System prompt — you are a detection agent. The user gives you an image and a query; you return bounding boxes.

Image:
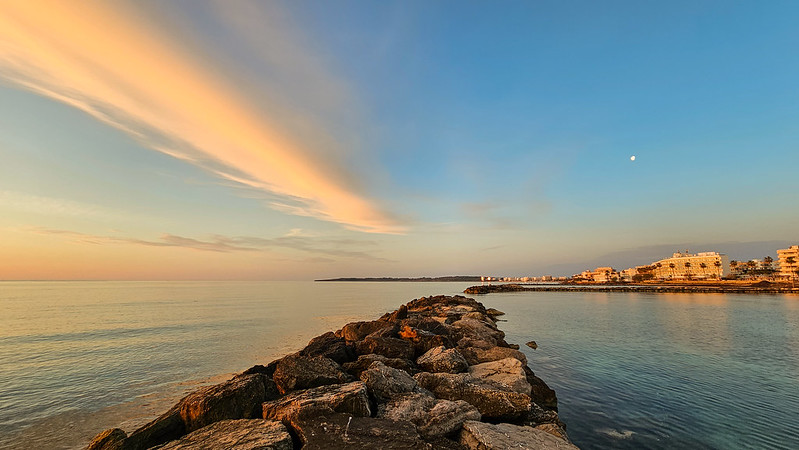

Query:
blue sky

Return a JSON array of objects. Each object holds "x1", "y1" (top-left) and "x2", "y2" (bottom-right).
[{"x1": 0, "y1": 0, "x2": 797, "y2": 279}]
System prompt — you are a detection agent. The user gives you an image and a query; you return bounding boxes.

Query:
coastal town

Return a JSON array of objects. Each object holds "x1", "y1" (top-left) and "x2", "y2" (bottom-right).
[{"x1": 482, "y1": 244, "x2": 799, "y2": 284}]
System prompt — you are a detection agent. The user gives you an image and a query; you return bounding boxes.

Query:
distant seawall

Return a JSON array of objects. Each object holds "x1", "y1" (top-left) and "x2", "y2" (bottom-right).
[
  {"x1": 465, "y1": 283, "x2": 799, "y2": 295},
  {"x1": 88, "y1": 295, "x2": 576, "y2": 449}
]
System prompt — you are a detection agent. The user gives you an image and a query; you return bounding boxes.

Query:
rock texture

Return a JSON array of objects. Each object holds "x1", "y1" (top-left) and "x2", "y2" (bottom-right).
[
  {"x1": 459, "y1": 420, "x2": 579, "y2": 449},
  {"x1": 87, "y1": 294, "x2": 572, "y2": 449},
  {"x1": 155, "y1": 419, "x2": 292, "y2": 450}
]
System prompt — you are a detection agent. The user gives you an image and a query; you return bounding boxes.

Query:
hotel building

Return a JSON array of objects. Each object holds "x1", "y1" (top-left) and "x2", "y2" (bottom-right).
[
  {"x1": 777, "y1": 245, "x2": 799, "y2": 279},
  {"x1": 651, "y1": 252, "x2": 729, "y2": 280}
]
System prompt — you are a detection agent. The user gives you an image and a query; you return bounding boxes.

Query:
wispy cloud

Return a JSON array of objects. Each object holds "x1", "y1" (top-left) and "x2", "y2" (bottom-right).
[
  {"x1": 0, "y1": 1, "x2": 403, "y2": 234},
  {"x1": 27, "y1": 227, "x2": 388, "y2": 261},
  {"x1": 0, "y1": 190, "x2": 127, "y2": 220}
]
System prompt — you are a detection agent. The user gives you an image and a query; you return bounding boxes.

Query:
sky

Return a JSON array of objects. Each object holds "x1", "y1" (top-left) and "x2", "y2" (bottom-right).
[{"x1": 1, "y1": 0, "x2": 798, "y2": 280}]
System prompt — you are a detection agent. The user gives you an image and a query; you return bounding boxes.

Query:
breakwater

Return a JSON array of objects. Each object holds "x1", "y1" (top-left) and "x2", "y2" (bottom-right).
[
  {"x1": 87, "y1": 295, "x2": 576, "y2": 449},
  {"x1": 464, "y1": 283, "x2": 799, "y2": 295}
]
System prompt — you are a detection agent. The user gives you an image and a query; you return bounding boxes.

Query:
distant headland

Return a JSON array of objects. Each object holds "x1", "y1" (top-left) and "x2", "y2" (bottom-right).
[{"x1": 316, "y1": 276, "x2": 482, "y2": 282}]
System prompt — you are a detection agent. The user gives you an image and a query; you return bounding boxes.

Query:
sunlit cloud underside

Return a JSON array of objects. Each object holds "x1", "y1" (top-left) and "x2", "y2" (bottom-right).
[{"x1": 0, "y1": 1, "x2": 403, "y2": 234}]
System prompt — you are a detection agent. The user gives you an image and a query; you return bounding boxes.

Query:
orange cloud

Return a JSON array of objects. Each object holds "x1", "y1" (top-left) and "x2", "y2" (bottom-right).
[{"x1": 0, "y1": 1, "x2": 403, "y2": 233}]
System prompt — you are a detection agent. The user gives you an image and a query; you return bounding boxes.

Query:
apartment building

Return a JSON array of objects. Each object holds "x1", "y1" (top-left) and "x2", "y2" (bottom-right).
[
  {"x1": 777, "y1": 245, "x2": 799, "y2": 279},
  {"x1": 651, "y1": 252, "x2": 729, "y2": 280}
]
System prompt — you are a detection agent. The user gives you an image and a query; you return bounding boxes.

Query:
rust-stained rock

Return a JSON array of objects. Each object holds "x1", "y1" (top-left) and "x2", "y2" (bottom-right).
[
  {"x1": 416, "y1": 346, "x2": 468, "y2": 374},
  {"x1": 459, "y1": 420, "x2": 578, "y2": 449},
  {"x1": 272, "y1": 354, "x2": 352, "y2": 395},
  {"x1": 155, "y1": 419, "x2": 292, "y2": 450}
]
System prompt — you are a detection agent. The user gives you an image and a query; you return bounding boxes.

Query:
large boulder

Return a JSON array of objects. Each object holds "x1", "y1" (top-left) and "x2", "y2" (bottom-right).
[
  {"x1": 458, "y1": 346, "x2": 527, "y2": 366},
  {"x1": 414, "y1": 372, "x2": 530, "y2": 420},
  {"x1": 178, "y1": 373, "x2": 277, "y2": 433},
  {"x1": 354, "y1": 336, "x2": 415, "y2": 360},
  {"x1": 155, "y1": 419, "x2": 292, "y2": 450},
  {"x1": 86, "y1": 428, "x2": 126, "y2": 450},
  {"x1": 359, "y1": 361, "x2": 417, "y2": 401},
  {"x1": 450, "y1": 318, "x2": 505, "y2": 346},
  {"x1": 299, "y1": 331, "x2": 355, "y2": 364},
  {"x1": 416, "y1": 346, "x2": 468, "y2": 374},
  {"x1": 123, "y1": 405, "x2": 185, "y2": 449},
  {"x1": 293, "y1": 413, "x2": 431, "y2": 449},
  {"x1": 343, "y1": 353, "x2": 417, "y2": 378},
  {"x1": 262, "y1": 381, "x2": 371, "y2": 423},
  {"x1": 272, "y1": 354, "x2": 352, "y2": 394},
  {"x1": 337, "y1": 320, "x2": 394, "y2": 342},
  {"x1": 459, "y1": 420, "x2": 578, "y2": 449},
  {"x1": 377, "y1": 392, "x2": 437, "y2": 423},
  {"x1": 418, "y1": 400, "x2": 481, "y2": 439},
  {"x1": 398, "y1": 325, "x2": 453, "y2": 357},
  {"x1": 468, "y1": 358, "x2": 531, "y2": 395},
  {"x1": 401, "y1": 317, "x2": 454, "y2": 336},
  {"x1": 524, "y1": 366, "x2": 558, "y2": 410}
]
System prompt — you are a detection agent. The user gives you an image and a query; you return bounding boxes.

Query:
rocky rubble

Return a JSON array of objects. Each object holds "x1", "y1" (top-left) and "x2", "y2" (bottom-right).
[{"x1": 88, "y1": 295, "x2": 576, "y2": 449}]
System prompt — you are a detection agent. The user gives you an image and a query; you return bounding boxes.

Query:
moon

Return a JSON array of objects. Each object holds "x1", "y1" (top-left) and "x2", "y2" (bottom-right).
[{"x1": 630, "y1": 155, "x2": 636, "y2": 161}]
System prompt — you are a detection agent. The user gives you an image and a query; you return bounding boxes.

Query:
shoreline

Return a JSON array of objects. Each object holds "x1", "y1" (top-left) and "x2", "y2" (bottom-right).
[
  {"x1": 88, "y1": 295, "x2": 575, "y2": 449},
  {"x1": 464, "y1": 282, "x2": 799, "y2": 295}
]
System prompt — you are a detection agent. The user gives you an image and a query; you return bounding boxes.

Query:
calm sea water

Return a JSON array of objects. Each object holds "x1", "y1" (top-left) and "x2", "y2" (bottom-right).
[{"x1": 0, "y1": 282, "x2": 797, "y2": 449}]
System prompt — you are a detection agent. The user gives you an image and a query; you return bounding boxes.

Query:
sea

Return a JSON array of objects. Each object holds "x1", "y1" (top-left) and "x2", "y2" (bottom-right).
[{"x1": 0, "y1": 281, "x2": 797, "y2": 449}]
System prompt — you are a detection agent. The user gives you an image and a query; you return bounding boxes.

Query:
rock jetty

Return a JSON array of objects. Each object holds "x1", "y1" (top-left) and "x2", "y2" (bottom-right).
[{"x1": 87, "y1": 295, "x2": 576, "y2": 450}]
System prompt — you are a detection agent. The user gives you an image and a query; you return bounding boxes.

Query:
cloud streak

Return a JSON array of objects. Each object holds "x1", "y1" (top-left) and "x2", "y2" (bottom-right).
[
  {"x1": 27, "y1": 227, "x2": 389, "y2": 261},
  {"x1": 0, "y1": 1, "x2": 403, "y2": 233}
]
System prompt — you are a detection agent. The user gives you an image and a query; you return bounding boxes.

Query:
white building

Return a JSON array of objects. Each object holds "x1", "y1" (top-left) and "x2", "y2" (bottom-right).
[
  {"x1": 651, "y1": 252, "x2": 729, "y2": 280},
  {"x1": 777, "y1": 245, "x2": 799, "y2": 280}
]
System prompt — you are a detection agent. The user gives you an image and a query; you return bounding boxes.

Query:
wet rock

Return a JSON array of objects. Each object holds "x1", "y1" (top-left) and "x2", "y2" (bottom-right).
[
  {"x1": 459, "y1": 420, "x2": 578, "y2": 449},
  {"x1": 87, "y1": 428, "x2": 126, "y2": 450},
  {"x1": 272, "y1": 354, "x2": 352, "y2": 395},
  {"x1": 414, "y1": 372, "x2": 530, "y2": 420},
  {"x1": 485, "y1": 308, "x2": 505, "y2": 317},
  {"x1": 342, "y1": 354, "x2": 417, "y2": 377},
  {"x1": 524, "y1": 366, "x2": 558, "y2": 410},
  {"x1": 360, "y1": 361, "x2": 417, "y2": 401},
  {"x1": 468, "y1": 358, "x2": 531, "y2": 395},
  {"x1": 300, "y1": 331, "x2": 355, "y2": 364},
  {"x1": 155, "y1": 419, "x2": 292, "y2": 450},
  {"x1": 337, "y1": 320, "x2": 393, "y2": 342},
  {"x1": 293, "y1": 413, "x2": 430, "y2": 449},
  {"x1": 178, "y1": 373, "x2": 277, "y2": 433},
  {"x1": 124, "y1": 406, "x2": 185, "y2": 449},
  {"x1": 526, "y1": 341, "x2": 538, "y2": 350},
  {"x1": 459, "y1": 346, "x2": 527, "y2": 366},
  {"x1": 354, "y1": 336, "x2": 415, "y2": 360},
  {"x1": 416, "y1": 346, "x2": 468, "y2": 374},
  {"x1": 262, "y1": 381, "x2": 371, "y2": 423}
]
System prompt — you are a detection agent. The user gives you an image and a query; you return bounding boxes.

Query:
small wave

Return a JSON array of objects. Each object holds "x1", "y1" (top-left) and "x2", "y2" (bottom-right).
[{"x1": 597, "y1": 428, "x2": 635, "y2": 439}]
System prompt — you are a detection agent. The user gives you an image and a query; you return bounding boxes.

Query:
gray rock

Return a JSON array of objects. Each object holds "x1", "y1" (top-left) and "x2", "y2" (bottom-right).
[
  {"x1": 337, "y1": 320, "x2": 394, "y2": 342},
  {"x1": 272, "y1": 354, "x2": 352, "y2": 395},
  {"x1": 354, "y1": 336, "x2": 415, "y2": 360},
  {"x1": 450, "y1": 318, "x2": 505, "y2": 346},
  {"x1": 294, "y1": 413, "x2": 431, "y2": 449},
  {"x1": 416, "y1": 346, "x2": 468, "y2": 374},
  {"x1": 154, "y1": 419, "x2": 292, "y2": 450},
  {"x1": 299, "y1": 331, "x2": 355, "y2": 364},
  {"x1": 378, "y1": 392, "x2": 437, "y2": 424},
  {"x1": 414, "y1": 372, "x2": 530, "y2": 420},
  {"x1": 417, "y1": 400, "x2": 480, "y2": 439},
  {"x1": 87, "y1": 428, "x2": 126, "y2": 450},
  {"x1": 360, "y1": 361, "x2": 417, "y2": 401},
  {"x1": 342, "y1": 353, "x2": 417, "y2": 377},
  {"x1": 262, "y1": 381, "x2": 371, "y2": 423},
  {"x1": 459, "y1": 421, "x2": 579, "y2": 449},
  {"x1": 459, "y1": 346, "x2": 527, "y2": 366},
  {"x1": 468, "y1": 358, "x2": 531, "y2": 395},
  {"x1": 485, "y1": 308, "x2": 505, "y2": 317},
  {"x1": 178, "y1": 373, "x2": 276, "y2": 433}
]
